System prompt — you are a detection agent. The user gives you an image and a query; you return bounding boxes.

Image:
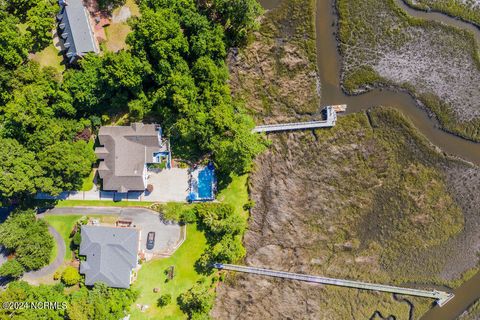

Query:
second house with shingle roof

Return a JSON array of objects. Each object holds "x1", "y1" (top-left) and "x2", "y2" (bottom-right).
[
  {"x1": 95, "y1": 123, "x2": 171, "y2": 193},
  {"x1": 80, "y1": 225, "x2": 140, "y2": 288}
]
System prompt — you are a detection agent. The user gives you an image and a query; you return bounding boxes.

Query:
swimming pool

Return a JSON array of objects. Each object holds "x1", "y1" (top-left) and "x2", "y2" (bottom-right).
[
  {"x1": 197, "y1": 167, "x2": 214, "y2": 199},
  {"x1": 189, "y1": 165, "x2": 216, "y2": 201}
]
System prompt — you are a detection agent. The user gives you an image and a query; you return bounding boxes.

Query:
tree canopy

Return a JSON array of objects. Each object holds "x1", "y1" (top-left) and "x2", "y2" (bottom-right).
[
  {"x1": 0, "y1": 61, "x2": 95, "y2": 199},
  {"x1": 0, "y1": 138, "x2": 40, "y2": 198},
  {"x1": 0, "y1": 13, "x2": 30, "y2": 68},
  {"x1": 0, "y1": 0, "x2": 264, "y2": 203},
  {"x1": 199, "y1": 0, "x2": 263, "y2": 46},
  {"x1": 178, "y1": 280, "x2": 216, "y2": 319},
  {"x1": 125, "y1": 0, "x2": 266, "y2": 172},
  {"x1": 0, "y1": 210, "x2": 54, "y2": 274},
  {"x1": 0, "y1": 281, "x2": 138, "y2": 320}
]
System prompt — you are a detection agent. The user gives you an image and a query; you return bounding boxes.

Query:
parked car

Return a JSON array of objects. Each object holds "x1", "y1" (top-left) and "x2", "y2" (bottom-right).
[{"x1": 146, "y1": 232, "x2": 155, "y2": 250}]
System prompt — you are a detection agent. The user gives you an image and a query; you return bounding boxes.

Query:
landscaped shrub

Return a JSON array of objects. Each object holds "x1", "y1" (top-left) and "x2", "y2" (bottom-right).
[
  {"x1": 72, "y1": 231, "x2": 81, "y2": 247},
  {"x1": 61, "y1": 266, "x2": 81, "y2": 286},
  {"x1": 157, "y1": 293, "x2": 172, "y2": 307},
  {"x1": 53, "y1": 270, "x2": 61, "y2": 280}
]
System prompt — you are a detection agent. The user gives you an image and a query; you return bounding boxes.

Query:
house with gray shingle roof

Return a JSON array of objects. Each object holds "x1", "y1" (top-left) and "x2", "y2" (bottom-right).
[
  {"x1": 80, "y1": 225, "x2": 140, "y2": 288},
  {"x1": 57, "y1": 0, "x2": 99, "y2": 63},
  {"x1": 95, "y1": 123, "x2": 170, "y2": 193}
]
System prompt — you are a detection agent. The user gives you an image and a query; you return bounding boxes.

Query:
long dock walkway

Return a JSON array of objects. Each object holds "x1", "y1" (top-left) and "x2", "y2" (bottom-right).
[
  {"x1": 253, "y1": 119, "x2": 335, "y2": 133},
  {"x1": 214, "y1": 263, "x2": 454, "y2": 307},
  {"x1": 253, "y1": 105, "x2": 339, "y2": 133}
]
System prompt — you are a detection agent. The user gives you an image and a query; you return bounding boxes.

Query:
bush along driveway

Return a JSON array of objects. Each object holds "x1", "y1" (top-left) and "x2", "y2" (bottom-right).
[{"x1": 23, "y1": 226, "x2": 66, "y2": 281}]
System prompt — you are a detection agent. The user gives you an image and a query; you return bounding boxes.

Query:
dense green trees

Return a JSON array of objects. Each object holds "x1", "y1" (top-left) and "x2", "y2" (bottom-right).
[
  {"x1": 4, "y1": 0, "x2": 57, "y2": 53},
  {"x1": 0, "y1": 139, "x2": 39, "y2": 198},
  {"x1": 26, "y1": 1, "x2": 58, "y2": 52},
  {"x1": 0, "y1": 260, "x2": 25, "y2": 279},
  {"x1": 0, "y1": 281, "x2": 67, "y2": 319},
  {"x1": 0, "y1": 2, "x2": 98, "y2": 201},
  {"x1": 37, "y1": 141, "x2": 96, "y2": 195},
  {"x1": 6, "y1": 0, "x2": 40, "y2": 19},
  {"x1": 0, "y1": 281, "x2": 137, "y2": 320},
  {"x1": 194, "y1": 203, "x2": 247, "y2": 273},
  {"x1": 67, "y1": 283, "x2": 138, "y2": 320},
  {"x1": 196, "y1": 203, "x2": 245, "y2": 238},
  {"x1": 0, "y1": 13, "x2": 30, "y2": 68},
  {"x1": 199, "y1": 0, "x2": 263, "y2": 45},
  {"x1": 62, "y1": 52, "x2": 151, "y2": 117},
  {"x1": 0, "y1": 62, "x2": 95, "y2": 198},
  {"x1": 178, "y1": 280, "x2": 216, "y2": 319},
  {"x1": 0, "y1": 210, "x2": 54, "y2": 275},
  {"x1": 126, "y1": 0, "x2": 266, "y2": 173}
]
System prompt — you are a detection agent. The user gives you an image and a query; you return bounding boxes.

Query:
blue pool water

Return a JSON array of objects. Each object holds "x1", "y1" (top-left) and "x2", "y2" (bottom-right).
[
  {"x1": 197, "y1": 167, "x2": 214, "y2": 199},
  {"x1": 189, "y1": 165, "x2": 216, "y2": 201}
]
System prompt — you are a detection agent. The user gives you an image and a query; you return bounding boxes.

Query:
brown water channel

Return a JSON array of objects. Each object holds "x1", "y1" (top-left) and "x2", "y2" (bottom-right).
[{"x1": 259, "y1": 0, "x2": 480, "y2": 318}]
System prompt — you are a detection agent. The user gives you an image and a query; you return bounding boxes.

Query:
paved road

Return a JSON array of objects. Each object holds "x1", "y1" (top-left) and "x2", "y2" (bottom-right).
[
  {"x1": 43, "y1": 206, "x2": 124, "y2": 216},
  {"x1": 23, "y1": 226, "x2": 66, "y2": 280}
]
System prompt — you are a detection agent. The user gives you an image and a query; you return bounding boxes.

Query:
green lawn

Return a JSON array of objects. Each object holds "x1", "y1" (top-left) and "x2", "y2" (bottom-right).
[
  {"x1": 80, "y1": 170, "x2": 95, "y2": 191},
  {"x1": 44, "y1": 214, "x2": 120, "y2": 262},
  {"x1": 130, "y1": 224, "x2": 210, "y2": 320},
  {"x1": 30, "y1": 44, "x2": 65, "y2": 74},
  {"x1": 44, "y1": 215, "x2": 83, "y2": 261},
  {"x1": 49, "y1": 235, "x2": 58, "y2": 264},
  {"x1": 126, "y1": 0, "x2": 140, "y2": 16},
  {"x1": 55, "y1": 200, "x2": 155, "y2": 208},
  {"x1": 217, "y1": 174, "x2": 250, "y2": 219},
  {"x1": 105, "y1": 0, "x2": 140, "y2": 52}
]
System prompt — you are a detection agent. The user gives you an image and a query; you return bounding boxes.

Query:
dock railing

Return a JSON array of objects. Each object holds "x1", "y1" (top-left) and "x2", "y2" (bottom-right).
[{"x1": 214, "y1": 263, "x2": 454, "y2": 307}]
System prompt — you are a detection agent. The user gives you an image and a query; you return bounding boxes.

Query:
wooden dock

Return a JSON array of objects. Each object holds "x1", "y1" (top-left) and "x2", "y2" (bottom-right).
[
  {"x1": 214, "y1": 263, "x2": 454, "y2": 307},
  {"x1": 252, "y1": 105, "x2": 345, "y2": 133}
]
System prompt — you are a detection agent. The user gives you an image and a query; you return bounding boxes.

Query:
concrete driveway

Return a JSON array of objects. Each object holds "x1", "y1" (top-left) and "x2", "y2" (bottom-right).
[
  {"x1": 119, "y1": 209, "x2": 182, "y2": 255},
  {"x1": 144, "y1": 168, "x2": 190, "y2": 202}
]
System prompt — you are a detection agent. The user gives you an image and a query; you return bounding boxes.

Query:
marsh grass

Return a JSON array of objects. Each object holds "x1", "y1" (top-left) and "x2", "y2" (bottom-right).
[
  {"x1": 405, "y1": 0, "x2": 480, "y2": 26},
  {"x1": 337, "y1": 0, "x2": 480, "y2": 141},
  {"x1": 229, "y1": 0, "x2": 320, "y2": 120},
  {"x1": 218, "y1": 108, "x2": 475, "y2": 319}
]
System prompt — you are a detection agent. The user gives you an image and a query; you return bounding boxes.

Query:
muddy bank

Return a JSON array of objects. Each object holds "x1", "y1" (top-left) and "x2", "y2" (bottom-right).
[
  {"x1": 314, "y1": 0, "x2": 480, "y2": 166},
  {"x1": 459, "y1": 300, "x2": 480, "y2": 319},
  {"x1": 404, "y1": 0, "x2": 480, "y2": 27},
  {"x1": 337, "y1": 0, "x2": 480, "y2": 141},
  {"x1": 212, "y1": 108, "x2": 480, "y2": 319}
]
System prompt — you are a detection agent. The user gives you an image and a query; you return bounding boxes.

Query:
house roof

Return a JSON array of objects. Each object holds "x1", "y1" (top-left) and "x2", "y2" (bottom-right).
[
  {"x1": 58, "y1": 0, "x2": 99, "y2": 62},
  {"x1": 80, "y1": 225, "x2": 139, "y2": 288},
  {"x1": 96, "y1": 123, "x2": 162, "y2": 192}
]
